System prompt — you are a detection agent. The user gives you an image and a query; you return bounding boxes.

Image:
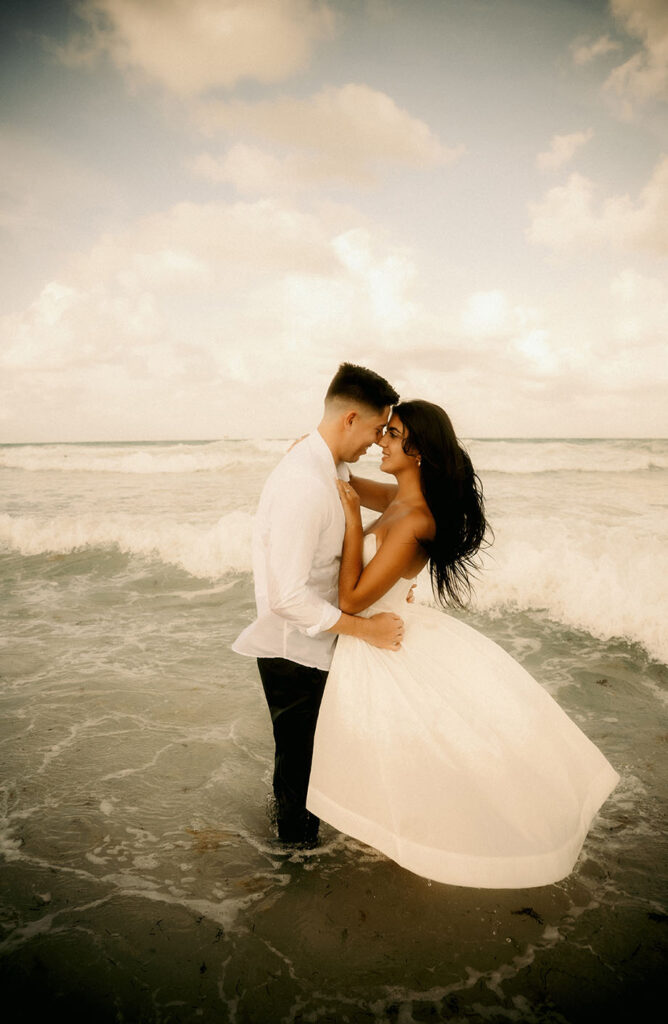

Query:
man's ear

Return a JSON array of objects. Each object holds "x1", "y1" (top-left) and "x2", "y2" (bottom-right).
[{"x1": 343, "y1": 410, "x2": 358, "y2": 429}]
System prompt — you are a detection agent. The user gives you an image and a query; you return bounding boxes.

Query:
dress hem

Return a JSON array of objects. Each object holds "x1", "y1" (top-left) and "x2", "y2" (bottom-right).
[{"x1": 307, "y1": 762, "x2": 619, "y2": 889}]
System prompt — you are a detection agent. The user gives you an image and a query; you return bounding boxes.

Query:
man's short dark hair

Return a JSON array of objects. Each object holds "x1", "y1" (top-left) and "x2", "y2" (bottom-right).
[{"x1": 325, "y1": 362, "x2": 399, "y2": 412}]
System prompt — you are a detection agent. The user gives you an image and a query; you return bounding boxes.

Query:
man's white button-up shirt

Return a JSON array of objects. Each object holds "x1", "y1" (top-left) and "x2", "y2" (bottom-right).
[{"x1": 232, "y1": 430, "x2": 350, "y2": 671}]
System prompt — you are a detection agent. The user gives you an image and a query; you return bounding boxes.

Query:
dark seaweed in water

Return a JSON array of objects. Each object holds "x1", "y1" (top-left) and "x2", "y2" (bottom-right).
[{"x1": 512, "y1": 906, "x2": 545, "y2": 924}]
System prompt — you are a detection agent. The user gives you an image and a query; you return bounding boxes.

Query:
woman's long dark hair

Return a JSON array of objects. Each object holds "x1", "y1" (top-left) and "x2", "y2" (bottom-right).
[{"x1": 394, "y1": 400, "x2": 490, "y2": 608}]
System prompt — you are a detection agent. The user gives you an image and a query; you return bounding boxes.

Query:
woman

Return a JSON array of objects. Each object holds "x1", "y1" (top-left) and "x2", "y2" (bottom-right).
[{"x1": 306, "y1": 400, "x2": 619, "y2": 888}]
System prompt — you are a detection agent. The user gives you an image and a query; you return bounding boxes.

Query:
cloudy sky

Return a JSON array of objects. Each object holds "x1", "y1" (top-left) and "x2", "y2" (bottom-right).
[{"x1": 1, "y1": 0, "x2": 666, "y2": 441}]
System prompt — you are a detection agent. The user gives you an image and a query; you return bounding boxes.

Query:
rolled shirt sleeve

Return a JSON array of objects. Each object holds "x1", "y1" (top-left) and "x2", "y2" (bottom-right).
[{"x1": 261, "y1": 473, "x2": 341, "y2": 637}]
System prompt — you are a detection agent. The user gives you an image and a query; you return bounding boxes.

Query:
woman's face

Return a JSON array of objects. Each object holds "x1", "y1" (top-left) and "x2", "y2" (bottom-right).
[{"x1": 378, "y1": 414, "x2": 418, "y2": 475}]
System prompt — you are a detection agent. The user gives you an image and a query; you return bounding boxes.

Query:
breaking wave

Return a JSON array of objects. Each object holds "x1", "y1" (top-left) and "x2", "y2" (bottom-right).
[{"x1": 1, "y1": 507, "x2": 665, "y2": 664}]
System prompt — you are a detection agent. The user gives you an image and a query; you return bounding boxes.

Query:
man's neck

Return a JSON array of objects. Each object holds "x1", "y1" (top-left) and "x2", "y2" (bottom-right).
[{"x1": 316, "y1": 421, "x2": 342, "y2": 465}]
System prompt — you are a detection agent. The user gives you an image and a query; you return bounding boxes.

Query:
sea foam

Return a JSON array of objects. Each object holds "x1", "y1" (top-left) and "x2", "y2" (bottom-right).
[
  {"x1": 0, "y1": 440, "x2": 282, "y2": 475},
  {"x1": 2, "y1": 438, "x2": 667, "y2": 475},
  {"x1": 465, "y1": 439, "x2": 668, "y2": 475},
  {"x1": 0, "y1": 511, "x2": 252, "y2": 577},
  {"x1": 471, "y1": 515, "x2": 667, "y2": 665},
  {"x1": 1, "y1": 507, "x2": 666, "y2": 663}
]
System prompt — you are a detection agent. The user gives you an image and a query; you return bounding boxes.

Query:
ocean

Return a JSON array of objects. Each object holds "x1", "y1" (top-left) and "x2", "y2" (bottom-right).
[{"x1": 1, "y1": 437, "x2": 666, "y2": 1022}]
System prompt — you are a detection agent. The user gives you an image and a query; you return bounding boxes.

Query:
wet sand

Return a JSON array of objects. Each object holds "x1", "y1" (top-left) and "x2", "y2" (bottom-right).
[{"x1": 1, "y1": 826, "x2": 665, "y2": 1023}]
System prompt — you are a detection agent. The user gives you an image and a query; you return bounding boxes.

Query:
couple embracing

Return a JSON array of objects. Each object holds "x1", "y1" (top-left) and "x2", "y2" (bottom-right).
[{"x1": 233, "y1": 363, "x2": 618, "y2": 889}]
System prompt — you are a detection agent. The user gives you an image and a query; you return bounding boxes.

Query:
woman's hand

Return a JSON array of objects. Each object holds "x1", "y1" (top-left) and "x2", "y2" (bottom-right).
[{"x1": 336, "y1": 477, "x2": 362, "y2": 525}]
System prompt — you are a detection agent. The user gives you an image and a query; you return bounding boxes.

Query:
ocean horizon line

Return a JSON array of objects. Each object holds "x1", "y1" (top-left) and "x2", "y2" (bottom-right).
[{"x1": 2, "y1": 435, "x2": 667, "y2": 447}]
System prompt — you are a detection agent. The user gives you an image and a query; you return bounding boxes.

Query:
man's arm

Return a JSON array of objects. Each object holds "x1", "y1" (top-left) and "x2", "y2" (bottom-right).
[
  {"x1": 326, "y1": 609, "x2": 403, "y2": 651},
  {"x1": 263, "y1": 475, "x2": 341, "y2": 637},
  {"x1": 263, "y1": 474, "x2": 403, "y2": 649}
]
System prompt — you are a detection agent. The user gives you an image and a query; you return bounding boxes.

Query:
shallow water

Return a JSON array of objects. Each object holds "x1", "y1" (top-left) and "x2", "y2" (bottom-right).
[{"x1": 1, "y1": 439, "x2": 667, "y2": 1021}]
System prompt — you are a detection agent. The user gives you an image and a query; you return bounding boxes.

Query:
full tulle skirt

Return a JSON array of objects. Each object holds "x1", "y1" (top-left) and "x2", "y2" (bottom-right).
[{"x1": 307, "y1": 603, "x2": 619, "y2": 889}]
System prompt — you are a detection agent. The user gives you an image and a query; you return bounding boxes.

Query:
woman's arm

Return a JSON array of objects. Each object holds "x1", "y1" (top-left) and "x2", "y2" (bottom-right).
[
  {"x1": 336, "y1": 480, "x2": 366, "y2": 611},
  {"x1": 336, "y1": 481, "x2": 427, "y2": 615},
  {"x1": 348, "y1": 473, "x2": 398, "y2": 512}
]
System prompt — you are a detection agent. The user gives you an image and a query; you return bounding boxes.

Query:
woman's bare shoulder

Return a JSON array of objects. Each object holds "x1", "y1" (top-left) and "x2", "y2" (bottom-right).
[
  {"x1": 382, "y1": 504, "x2": 435, "y2": 545},
  {"x1": 407, "y1": 505, "x2": 436, "y2": 543}
]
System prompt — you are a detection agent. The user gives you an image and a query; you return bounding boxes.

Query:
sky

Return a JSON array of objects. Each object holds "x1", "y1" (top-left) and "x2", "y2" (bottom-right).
[{"x1": 1, "y1": 0, "x2": 667, "y2": 441}]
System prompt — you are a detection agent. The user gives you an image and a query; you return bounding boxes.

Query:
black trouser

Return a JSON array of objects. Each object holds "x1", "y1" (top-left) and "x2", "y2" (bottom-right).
[{"x1": 257, "y1": 657, "x2": 328, "y2": 845}]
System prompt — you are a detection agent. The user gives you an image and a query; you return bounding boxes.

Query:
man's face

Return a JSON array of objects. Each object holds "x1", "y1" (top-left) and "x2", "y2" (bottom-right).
[{"x1": 342, "y1": 406, "x2": 391, "y2": 462}]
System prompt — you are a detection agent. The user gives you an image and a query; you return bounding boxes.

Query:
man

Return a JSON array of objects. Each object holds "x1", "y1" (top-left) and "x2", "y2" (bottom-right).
[{"x1": 232, "y1": 363, "x2": 403, "y2": 846}]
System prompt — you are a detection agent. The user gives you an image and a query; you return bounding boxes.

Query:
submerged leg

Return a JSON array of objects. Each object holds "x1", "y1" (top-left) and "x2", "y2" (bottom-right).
[{"x1": 257, "y1": 657, "x2": 327, "y2": 846}]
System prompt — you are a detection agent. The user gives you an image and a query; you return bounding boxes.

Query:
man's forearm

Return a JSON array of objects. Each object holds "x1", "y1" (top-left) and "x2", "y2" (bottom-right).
[
  {"x1": 325, "y1": 611, "x2": 373, "y2": 640},
  {"x1": 326, "y1": 609, "x2": 404, "y2": 651}
]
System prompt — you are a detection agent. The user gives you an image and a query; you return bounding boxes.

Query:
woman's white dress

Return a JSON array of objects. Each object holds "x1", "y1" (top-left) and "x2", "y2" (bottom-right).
[{"x1": 307, "y1": 534, "x2": 619, "y2": 889}]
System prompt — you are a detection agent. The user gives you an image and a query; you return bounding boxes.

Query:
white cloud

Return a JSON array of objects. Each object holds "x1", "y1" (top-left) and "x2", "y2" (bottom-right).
[
  {"x1": 609, "y1": 267, "x2": 668, "y2": 346},
  {"x1": 89, "y1": 198, "x2": 337, "y2": 279},
  {"x1": 460, "y1": 290, "x2": 546, "y2": 344},
  {"x1": 195, "y1": 84, "x2": 464, "y2": 186},
  {"x1": 3, "y1": 221, "x2": 666, "y2": 439},
  {"x1": 571, "y1": 34, "x2": 622, "y2": 66},
  {"x1": 3, "y1": 283, "x2": 83, "y2": 371},
  {"x1": 188, "y1": 142, "x2": 365, "y2": 194},
  {"x1": 439, "y1": 272, "x2": 668, "y2": 434},
  {"x1": 536, "y1": 130, "x2": 593, "y2": 172},
  {"x1": 605, "y1": 0, "x2": 668, "y2": 114},
  {"x1": 527, "y1": 154, "x2": 668, "y2": 254},
  {"x1": 460, "y1": 290, "x2": 513, "y2": 340},
  {"x1": 332, "y1": 229, "x2": 417, "y2": 331},
  {"x1": 188, "y1": 145, "x2": 294, "y2": 193},
  {"x1": 511, "y1": 329, "x2": 560, "y2": 376},
  {"x1": 190, "y1": 137, "x2": 458, "y2": 195},
  {"x1": 1, "y1": 196, "x2": 345, "y2": 374},
  {"x1": 0, "y1": 197, "x2": 425, "y2": 438},
  {"x1": 50, "y1": 0, "x2": 335, "y2": 95},
  {"x1": 458, "y1": 291, "x2": 566, "y2": 377}
]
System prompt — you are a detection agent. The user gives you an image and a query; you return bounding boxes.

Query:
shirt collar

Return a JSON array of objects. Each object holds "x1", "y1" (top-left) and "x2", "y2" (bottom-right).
[{"x1": 308, "y1": 429, "x2": 350, "y2": 480}]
